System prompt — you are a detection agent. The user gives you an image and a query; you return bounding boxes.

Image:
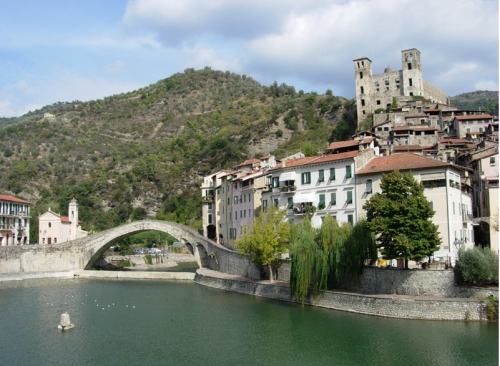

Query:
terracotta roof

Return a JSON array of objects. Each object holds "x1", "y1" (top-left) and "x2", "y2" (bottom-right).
[
  {"x1": 61, "y1": 216, "x2": 70, "y2": 223},
  {"x1": 440, "y1": 138, "x2": 469, "y2": 143},
  {"x1": 235, "y1": 158, "x2": 260, "y2": 167},
  {"x1": 357, "y1": 153, "x2": 450, "y2": 175},
  {"x1": 413, "y1": 126, "x2": 437, "y2": 131},
  {"x1": 392, "y1": 145, "x2": 425, "y2": 151},
  {"x1": 454, "y1": 114, "x2": 493, "y2": 121},
  {"x1": 273, "y1": 151, "x2": 360, "y2": 170},
  {"x1": 0, "y1": 195, "x2": 31, "y2": 204},
  {"x1": 326, "y1": 140, "x2": 359, "y2": 150}
]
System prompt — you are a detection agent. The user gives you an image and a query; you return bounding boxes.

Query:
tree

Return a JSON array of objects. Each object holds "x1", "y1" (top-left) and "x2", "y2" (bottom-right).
[
  {"x1": 235, "y1": 207, "x2": 290, "y2": 282},
  {"x1": 328, "y1": 120, "x2": 350, "y2": 142},
  {"x1": 363, "y1": 170, "x2": 441, "y2": 268},
  {"x1": 289, "y1": 215, "x2": 376, "y2": 305}
]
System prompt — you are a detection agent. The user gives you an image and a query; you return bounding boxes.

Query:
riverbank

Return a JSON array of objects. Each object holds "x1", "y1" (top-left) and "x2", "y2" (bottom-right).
[{"x1": 194, "y1": 268, "x2": 493, "y2": 321}]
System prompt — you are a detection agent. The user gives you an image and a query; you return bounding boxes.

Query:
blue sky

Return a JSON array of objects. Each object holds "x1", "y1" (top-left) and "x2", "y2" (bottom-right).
[{"x1": 0, "y1": 0, "x2": 498, "y2": 117}]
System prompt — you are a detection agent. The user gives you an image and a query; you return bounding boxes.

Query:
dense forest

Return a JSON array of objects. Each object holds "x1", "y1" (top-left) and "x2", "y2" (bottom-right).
[{"x1": 0, "y1": 68, "x2": 357, "y2": 241}]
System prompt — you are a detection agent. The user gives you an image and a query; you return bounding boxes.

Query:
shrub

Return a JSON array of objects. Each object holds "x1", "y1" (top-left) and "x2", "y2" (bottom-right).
[{"x1": 455, "y1": 247, "x2": 499, "y2": 286}]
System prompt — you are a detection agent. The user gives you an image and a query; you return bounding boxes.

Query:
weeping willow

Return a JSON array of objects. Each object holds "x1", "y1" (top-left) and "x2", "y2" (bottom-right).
[
  {"x1": 290, "y1": 215, "x2": 376, "y2": 304},
  {"x1": 289, "y1": 218, "x2": 317, "y2": 305}
]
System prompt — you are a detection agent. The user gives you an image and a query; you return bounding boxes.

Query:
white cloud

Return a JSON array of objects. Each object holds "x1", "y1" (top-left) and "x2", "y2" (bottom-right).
[
  {"x1": 186, "y1": 48, "x2": 243, "y2": 73},
  {"x1": 474, "y1": 80, "x2": 499, "y2": 91}
]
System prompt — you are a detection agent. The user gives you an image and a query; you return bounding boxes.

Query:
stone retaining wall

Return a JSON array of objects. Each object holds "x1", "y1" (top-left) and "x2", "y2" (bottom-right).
[
  {"x1": 275, "y1": 261, "x2": 498, "y2": 299},
  {"x1": 194, "y1": 271, "x2": 491, "y2": 321}
]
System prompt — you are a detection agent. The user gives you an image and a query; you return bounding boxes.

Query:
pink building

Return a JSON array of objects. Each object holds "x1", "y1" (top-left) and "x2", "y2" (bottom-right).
[{"x1": 38, "y1": 199, "x2": 87, "y2": 244}]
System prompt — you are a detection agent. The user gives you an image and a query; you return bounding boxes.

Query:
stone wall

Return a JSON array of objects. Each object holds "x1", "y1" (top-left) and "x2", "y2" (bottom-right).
[
  {"x1": 276, "y1": 262, "x2": 498, "y2": 299},
  {"x1": 195, "y1": 270, "x2": 491, "y2": 321}
]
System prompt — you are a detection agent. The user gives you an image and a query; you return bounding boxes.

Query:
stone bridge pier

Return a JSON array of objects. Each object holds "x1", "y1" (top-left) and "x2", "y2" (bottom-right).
[{"x1": 0, "y1": 220, "x2": 261, "y2": 278}]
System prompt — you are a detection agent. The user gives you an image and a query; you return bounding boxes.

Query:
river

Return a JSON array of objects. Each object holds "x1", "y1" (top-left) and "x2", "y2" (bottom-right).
[{"x1": 0, "y1": 277, "x2": 497, "y2": 366}]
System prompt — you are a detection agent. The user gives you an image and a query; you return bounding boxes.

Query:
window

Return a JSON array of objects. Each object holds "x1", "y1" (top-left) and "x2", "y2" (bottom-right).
[
  {"x1": 490, "y1": 156, "x2": 496, "y2": 165},
  {"x1": 359, "y1": 72, "x2": 363, "y2": 79},
  {"x1": 360, "y1": 86, "x2": 364, "y2": 94},
  {"x1": 345, "y1": 165, "x2": 352, "y2": 179},
  {"x1": 272, "y1": 177, "x2": 279, "y2": 188},
  {"x1": 409, "y1": 78, "x2": 413, "y2": 87},
  {"x1": 287, "y1": 197, "x2": 294, "y2": 209},
  {"x1": 347, "y1": 191, "x2": 353, "y2": 204},
  {"x1": 263, "y1": 199, "x2": 268, "y2": 212},
  {"x1": 319, "y1": 194, "x2": 325, "y2": 209},
  {"x1": 301, "y1": 172, "x2": 311, "y2": 184},
  {"x1": 234, "y1": 196, "x2": 238, "y2": 204},
  {"x1": 273, "y1": 199, "x2": 279, "y2": 207},
  {"x1": 235, "y1": 211, "x2": 238, "y2": 220},
  {"x1": 318, "y1": 169, "x2": 324, "y2": 182},
  {"x1": 384, "y1": 127, "x2": 389, "y2": 131},
  {"x1": 347, "y1": 214, "x2": 354, "y2": 225},
  {"x1": 330, "y1": 192, "x2": 336, "y2": 205},
  {"x1": 376, "y1": 100, "x2": 381, "y2": 105},
  {"x1": 329, "y1": 168, "x2": 336, "y2": 181},
  {"x1": 365, "y1": 179, "x2": 372, "y2": 194},
  {"x1": 208, "y1": 214, "x2": 213, "y2": 224},
  {"x1": 361, "y1": 99, "x2": 365, "y2": 107},
  {"x1": 227, "y1": 198, "x2": 230, "y2": 205},
  {"x1": 208, "y1": 203, "x2": 213, "y2": 210},
  {"x1": 407, "y1": 63, "x2": 412, "y2": 70}
]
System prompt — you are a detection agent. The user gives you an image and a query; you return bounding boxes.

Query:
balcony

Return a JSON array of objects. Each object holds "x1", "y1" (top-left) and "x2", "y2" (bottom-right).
[
  {"x1": 279, "y1": 185, "x2": 296, "y2": 194},
  {"x1": 202, "y1": 195, "x2": 214, "y2": 203}
]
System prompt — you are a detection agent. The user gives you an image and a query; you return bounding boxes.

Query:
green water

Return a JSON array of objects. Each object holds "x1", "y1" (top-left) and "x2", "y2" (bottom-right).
[{"x1": 0, "y1": 278, "x2": 497, "y2": 366}]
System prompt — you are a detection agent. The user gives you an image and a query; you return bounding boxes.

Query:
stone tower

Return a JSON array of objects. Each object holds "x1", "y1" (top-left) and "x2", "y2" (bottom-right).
[
  {"x1": 400, "y1": 48, "x2": 424, "y2": 98},
  {"x1": 353, "y1": 56, "x2": 373, "y2": 123},
  {"x1": 68, "y1": 198, "x2": 78, "y2": 241}
]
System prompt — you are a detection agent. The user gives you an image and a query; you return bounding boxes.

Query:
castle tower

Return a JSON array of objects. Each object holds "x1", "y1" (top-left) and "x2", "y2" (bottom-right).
[
  {"x1": 68, "y1": 198, "x2": 78, "y2": 241},
  {"x1": 353, "y1": 57, "x2": 373, "y2": 124},
  {"x1": 401, "y1": 48, "x2": 424, "y2": 98}
]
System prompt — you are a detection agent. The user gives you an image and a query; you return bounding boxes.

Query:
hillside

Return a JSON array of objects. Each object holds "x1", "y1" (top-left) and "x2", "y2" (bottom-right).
[
  {"x1": 449, "y1": 90, "x2": 498, "y2": 115},
  {"x1": 0, "y1": 68, "x2": 356, "y2": 240}
]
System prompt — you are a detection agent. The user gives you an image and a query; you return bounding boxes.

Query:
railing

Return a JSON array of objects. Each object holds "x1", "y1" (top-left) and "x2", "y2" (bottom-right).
[{"x1": 279, "y1": 186, "x2": 296, "y2": 193}]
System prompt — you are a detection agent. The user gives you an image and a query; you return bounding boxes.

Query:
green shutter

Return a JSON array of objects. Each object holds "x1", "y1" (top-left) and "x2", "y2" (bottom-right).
[{"x1": 330, "y1": 168, "x2": 335, "y2": 180}]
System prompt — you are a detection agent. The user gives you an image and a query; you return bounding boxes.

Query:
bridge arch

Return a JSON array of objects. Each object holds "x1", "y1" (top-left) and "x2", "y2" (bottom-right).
[
  {"x1": 0, "y1": 220, "x2": 260, "y2": 278},
  {"x1": 80, "y1": 220, "x2": 214, "y2": 270}
]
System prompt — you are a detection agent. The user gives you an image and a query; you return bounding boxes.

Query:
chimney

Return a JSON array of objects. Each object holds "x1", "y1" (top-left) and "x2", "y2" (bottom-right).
[{"x1": 282, "y1": 160, "x2": 286, "y2": 168}]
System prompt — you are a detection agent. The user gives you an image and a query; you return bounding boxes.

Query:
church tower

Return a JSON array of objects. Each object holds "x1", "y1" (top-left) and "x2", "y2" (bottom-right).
[{"x1": 69, "y1": 198, "x2": 78, "y2": 240}]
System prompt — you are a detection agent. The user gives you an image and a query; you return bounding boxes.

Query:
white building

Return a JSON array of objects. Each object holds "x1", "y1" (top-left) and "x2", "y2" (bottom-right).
[
  {"x1": 356, "y1": 152, "x2": 475, "y2": 265},
  {"x1": 0, "y1": 194, "x2": 31, "y2": 246},
  {"x1": 38, "y1": 199, "x2": 88, "y2": 245},
  {"x1": 266, "y1": 145, "x2": 378, "y2": 228}
]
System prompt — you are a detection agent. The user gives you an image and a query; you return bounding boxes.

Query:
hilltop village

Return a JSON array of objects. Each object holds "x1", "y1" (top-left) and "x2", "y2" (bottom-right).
[{"x1": 201, "y1": 48, "x2": 499, "y2": 267}]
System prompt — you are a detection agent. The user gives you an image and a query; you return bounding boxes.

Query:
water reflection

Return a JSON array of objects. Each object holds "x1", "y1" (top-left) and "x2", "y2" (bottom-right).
[{"x1": 0, "y1": 278, "x2": 497, "y2": 366}]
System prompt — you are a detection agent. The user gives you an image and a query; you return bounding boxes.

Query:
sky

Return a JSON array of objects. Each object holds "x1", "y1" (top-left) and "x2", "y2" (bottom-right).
[{"x1": 0, "y1": 0, "x2": 498, "y2": 118}]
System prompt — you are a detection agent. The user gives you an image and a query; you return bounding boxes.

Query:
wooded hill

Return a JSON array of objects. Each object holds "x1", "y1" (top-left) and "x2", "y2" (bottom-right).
[
  {"x1": 0, "y1": 67, "x2": 497, "y2": 241},
  {"x1": 0, "y1": 68, "x2": 356, "y2": 240}
]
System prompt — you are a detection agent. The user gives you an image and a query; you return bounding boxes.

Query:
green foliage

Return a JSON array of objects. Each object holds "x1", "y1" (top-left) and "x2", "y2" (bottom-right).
[
  {"x1": 289, "y1": 216, "x2": 376, "y2": 305},
  {"x1": 144, "y1": 254, "x2": 153, "y2": 265},
  {"x1": 485, "y1": 296, "x2": 498, "y2": 321},
  {"x1": 455, "y1": 247, "x2": 499, "y2": 286},
  {"x1": 289, "y1": 219, "x2": 317, "y2": 304},
  {"x1": 329, "y1": 120, "x2": 350, "y2": 142},
  {"x1": 236, "y1": 207, "x2": 290, "y2": 282},
  {"x1": 450, "y1": 91, "x2": 498, "y2": 115},
  {"x1": 0, "y1": 67, "x2": 352, "y2": 235},
  {"x1": 363, "y1": 170, "x2": 441, "y2": 265}
]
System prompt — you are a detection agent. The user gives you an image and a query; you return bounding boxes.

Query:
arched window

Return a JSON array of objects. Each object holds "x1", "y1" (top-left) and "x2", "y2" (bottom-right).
[{"x1": 366, "y1": 179, "x2": 373, "y2": 194}]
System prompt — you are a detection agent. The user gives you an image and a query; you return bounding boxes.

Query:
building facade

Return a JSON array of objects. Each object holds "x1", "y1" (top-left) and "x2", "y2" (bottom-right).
[
  {"x1": 38, "y1": 199, "x2": 88, "y2": 245},
  {"x1": 356, "y1": 153, "x2": 475, "y2": 265},
  {"x1": 0, "y1": 195, "x2": 31, "y2": 246}
]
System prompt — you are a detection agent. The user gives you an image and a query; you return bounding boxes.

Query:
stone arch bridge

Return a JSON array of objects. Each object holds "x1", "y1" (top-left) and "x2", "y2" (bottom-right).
[{"x1": 0, "y1": 220, "x2": 259, "y2": 278}]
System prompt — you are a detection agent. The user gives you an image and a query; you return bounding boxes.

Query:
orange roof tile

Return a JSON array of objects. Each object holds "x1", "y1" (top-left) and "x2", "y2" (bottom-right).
[
  {"x1": 326, "y1": 140, "x2": 358, "y2": 150},
  {"x1": 357, "y1": 153, "x2": 449, "y2": 175},
  {"x1": 454, "y1": 114, "x2": 492, "y2": 120},
  {"x1": 0, "y1": 195, "x2": 31, "y2": 204},
  {"x1": 61, "y1": 216, "x2": 70, "y2": 223},
  {"x1": 273, "y1": 151, "x2": 360, "y2": 170}
]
